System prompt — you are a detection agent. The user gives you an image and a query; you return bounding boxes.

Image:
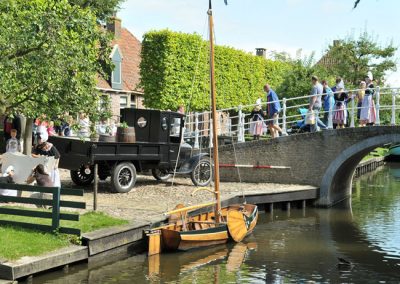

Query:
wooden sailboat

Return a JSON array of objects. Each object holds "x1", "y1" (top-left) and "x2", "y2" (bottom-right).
[{"x1": 146, "y1": 0, "x2": 258, "y2": 255}]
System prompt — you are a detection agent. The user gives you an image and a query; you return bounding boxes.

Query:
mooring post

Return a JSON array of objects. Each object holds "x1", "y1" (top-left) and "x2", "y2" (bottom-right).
[
  {"x1": 375, "y1": 86, "x2": 380, "y2": 125},
  {"x1": 282, "y1": 98, "x2": 287, "y2": 134},
  {"x1": 194, "y1": 112, "x2": 200, "y2": 149},
  {"x1": 286, "y1": 202, "x2": 291, "y2": 217},
  {"x1": 94, "y1": 163, "x2": 98, "y2": 211},
  {"x1": 391, "y1": 89, "x2": 396, "y2": 125},
  {"x1": 269, "y1": 203, "x2": 274, "y2": 214}
]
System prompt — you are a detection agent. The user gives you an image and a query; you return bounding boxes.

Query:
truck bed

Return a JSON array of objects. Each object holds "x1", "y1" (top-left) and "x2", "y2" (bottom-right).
[{"x1": 49, "y1": 136, "x2": 170, "y2": 170}]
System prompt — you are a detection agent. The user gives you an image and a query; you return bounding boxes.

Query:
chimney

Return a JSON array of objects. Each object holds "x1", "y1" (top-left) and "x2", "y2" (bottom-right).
[
  {"x1": 256, "y1": 48, "x2": 267, "y2": 58},
  {"x1": 107, "y1": 17, "x2": 122, "y2": 39}
]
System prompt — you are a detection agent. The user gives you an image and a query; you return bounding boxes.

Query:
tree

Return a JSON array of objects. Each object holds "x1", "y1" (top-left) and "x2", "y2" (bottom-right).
[
  {"x1": 0, "y1": 0, "x2": 120, "y2": 152},
  {"x1": 320, "y1": 32, "x2": 397, "y2": 87}
]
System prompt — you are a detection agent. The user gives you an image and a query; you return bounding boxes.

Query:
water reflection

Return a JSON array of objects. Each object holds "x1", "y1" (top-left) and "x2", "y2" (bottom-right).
[{"x1": 32, "y1": 165, "x2": 400, "y2": 283}]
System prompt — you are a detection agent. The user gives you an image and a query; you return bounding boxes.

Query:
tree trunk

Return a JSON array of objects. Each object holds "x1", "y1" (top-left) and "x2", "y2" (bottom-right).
[{"x1": 24, "y1": 118, "x2": 33, "y2": 155}]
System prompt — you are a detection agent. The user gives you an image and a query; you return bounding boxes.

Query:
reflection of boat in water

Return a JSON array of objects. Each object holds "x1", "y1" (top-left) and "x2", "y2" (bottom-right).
[
  {"x1": 145, "y1": 0, "x2": 258, "y2": 255},
  {"x1": 147, "y1": 242, "x2": 257, "y2": 282},
  {"x1": 384, "y1": 144, "x2": 400, "y2": 162}
]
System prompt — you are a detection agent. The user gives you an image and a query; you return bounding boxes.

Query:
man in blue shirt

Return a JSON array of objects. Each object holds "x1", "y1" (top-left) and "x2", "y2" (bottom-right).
[{"x1": 264, "y1": 84, "x2": 286, "y2": 138}]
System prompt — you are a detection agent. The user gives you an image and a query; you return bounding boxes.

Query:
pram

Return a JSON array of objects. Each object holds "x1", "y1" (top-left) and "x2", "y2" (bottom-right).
[{"x1": 291, "y1": 108, "x2": 327, "y2": 133}]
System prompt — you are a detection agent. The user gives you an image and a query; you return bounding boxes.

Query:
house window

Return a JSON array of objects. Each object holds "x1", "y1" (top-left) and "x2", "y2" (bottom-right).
[
  {"x1": 120, "y1": 95, "x2": 128, "y2": 108},
  {"x1": 110, "y1": 45, "x2": 123, "y2": 90},
  {"x1": 130, "y1": 94, "x2": 136, "y2": 108},
  {"x1": 112, "y1": 61, "x2": 122, "y2": 85}
]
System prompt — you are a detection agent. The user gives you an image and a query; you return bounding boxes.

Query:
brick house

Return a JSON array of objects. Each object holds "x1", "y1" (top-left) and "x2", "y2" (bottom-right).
[{"x1": 96, "y1": 17, "x2": 144, "y2": 122}]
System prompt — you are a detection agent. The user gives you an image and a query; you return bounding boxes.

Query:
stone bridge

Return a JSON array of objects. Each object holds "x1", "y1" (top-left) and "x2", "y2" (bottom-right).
[{"x1": 218, "y1": 126, "x2": 400, "y2": 207}]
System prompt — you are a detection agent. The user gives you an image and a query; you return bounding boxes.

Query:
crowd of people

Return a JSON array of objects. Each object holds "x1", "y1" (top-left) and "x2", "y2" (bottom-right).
[
  {"x1": 0, "y1": 113, "x2": 118, "y2": 196},
  {"x1": 250, "y1": 72, "x2": 378, "y2": 139}
]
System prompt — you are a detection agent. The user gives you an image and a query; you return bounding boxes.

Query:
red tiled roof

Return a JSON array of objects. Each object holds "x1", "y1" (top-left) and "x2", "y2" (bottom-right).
[{"x1": 96, "y1": 28, "x2": 143, "y2": 94}]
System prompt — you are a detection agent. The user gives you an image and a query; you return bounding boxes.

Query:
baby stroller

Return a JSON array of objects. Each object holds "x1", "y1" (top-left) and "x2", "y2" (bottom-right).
[{"x1": 292, "y1": 108, "x2": 326, "y2": 133}]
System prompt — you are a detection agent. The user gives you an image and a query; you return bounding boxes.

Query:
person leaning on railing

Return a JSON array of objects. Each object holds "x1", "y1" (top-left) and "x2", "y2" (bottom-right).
[
  {"x1": 32, "y1": 132, "x2": 61, "y2": 187},
  {"x1": 26, "y1": 164, "x2": 54, "y2": 209}
]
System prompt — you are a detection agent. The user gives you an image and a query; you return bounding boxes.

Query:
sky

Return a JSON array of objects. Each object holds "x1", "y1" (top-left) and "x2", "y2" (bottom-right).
[{"x1": 118, "y1": 0, "x2": 400, "y2": 85}]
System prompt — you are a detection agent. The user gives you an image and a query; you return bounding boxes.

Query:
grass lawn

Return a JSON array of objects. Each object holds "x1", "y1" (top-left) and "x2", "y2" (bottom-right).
[
  {"x1": 0, "y1": 209, "x2": 128, "y2": 261},
  {"x1": 362, "y1": 147, "x2": 388, "y2": 161}
]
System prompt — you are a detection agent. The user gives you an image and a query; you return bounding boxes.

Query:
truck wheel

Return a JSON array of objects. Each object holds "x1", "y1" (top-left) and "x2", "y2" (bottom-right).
[
  {"x1": 191, "y1": 158, "x2": 213, "y2": 186},
  {"x1": 111, "y1": 162, "x2": 137, "y2": 193},
  {"x1": 70, "y1": 165, "x2": 94, "y2": 186},
  {"x1": 151, "y1": 169, "x2": 172, "y2": 181}
]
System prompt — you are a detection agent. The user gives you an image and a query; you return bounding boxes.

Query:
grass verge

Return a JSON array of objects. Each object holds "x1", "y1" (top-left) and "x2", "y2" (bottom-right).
[
  {"x1": 362, "y1": 147, "x2": 388, "y2": 161},
  {"x1": 0, "y1": 208, "x2": 128, "y2": 261}
]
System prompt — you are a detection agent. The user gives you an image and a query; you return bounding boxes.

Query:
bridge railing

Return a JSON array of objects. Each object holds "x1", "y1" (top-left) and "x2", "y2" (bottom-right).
[{"x1": 184, "y1": 87, "x2": 400, "y2": 149}]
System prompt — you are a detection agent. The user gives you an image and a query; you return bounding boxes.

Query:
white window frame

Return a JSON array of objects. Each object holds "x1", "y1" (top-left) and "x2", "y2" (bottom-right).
[
  {"x1": 119, "y1": 95, "x2": 128, "y2": 108},
  {"x1": 111, "y1": 61, "x2": 122, "y2": 85}
]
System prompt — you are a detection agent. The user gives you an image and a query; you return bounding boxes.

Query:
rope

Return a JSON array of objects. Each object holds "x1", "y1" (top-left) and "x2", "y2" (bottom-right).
[{"x1": 166, "y1": 14, "x2": 209, "y2": 212}]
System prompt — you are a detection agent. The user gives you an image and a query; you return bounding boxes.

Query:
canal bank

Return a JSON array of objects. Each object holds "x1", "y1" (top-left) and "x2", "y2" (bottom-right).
[
  {"x1": 354, "y1": 156, "x2": 385, "y2": 178},
  {"x1": 27, "y1": 164, "x2": 400, "y2": 283}
]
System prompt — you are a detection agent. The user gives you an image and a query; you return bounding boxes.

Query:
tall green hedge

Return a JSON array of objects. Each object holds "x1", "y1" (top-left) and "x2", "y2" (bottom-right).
[{"x1": 140, "y1": 30, "x2": 291, "y2": 111}]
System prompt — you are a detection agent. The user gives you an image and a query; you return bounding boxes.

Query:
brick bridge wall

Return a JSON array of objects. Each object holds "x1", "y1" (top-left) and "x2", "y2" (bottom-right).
[{"x1": 218, "y1": 126, "x2": 400, "y2": 206}]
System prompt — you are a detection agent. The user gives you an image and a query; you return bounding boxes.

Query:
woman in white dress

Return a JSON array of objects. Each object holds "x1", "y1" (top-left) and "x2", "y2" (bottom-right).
[{"x1": 359, "y1": 72, "x2": 376, "y2": 126}]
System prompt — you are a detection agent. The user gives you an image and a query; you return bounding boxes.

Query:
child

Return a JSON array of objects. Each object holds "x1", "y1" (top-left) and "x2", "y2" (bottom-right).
[
  {"x1": 47, "y1": 121, "x2": 56, "y2": 136},
  {"x1": 250, "y1": 105, "x2": 265, "y2": 140},
  {"x1": 6, "y1": 129, "x2": 21, "y2": 153}
]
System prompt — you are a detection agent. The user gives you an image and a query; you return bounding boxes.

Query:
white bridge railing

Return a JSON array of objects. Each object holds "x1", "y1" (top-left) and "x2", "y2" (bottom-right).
[{"x1": 184, "y1": 86, "x2": 400, "y2": 149}]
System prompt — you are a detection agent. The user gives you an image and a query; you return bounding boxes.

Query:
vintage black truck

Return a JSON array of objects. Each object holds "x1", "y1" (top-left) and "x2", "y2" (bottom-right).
[{"x1": 49, "y1": 109, "x2": 212, "y2": 193}]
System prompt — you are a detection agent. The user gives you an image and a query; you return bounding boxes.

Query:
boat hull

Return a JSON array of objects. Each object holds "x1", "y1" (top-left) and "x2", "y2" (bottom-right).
[
  {"x1": 385, "y1": 145, "x2": 400, "y2": 161},
  {"x1": 161, "y1": 224, "x2": 229, "y2": 251},
  {"x1": 147, "y1": 204, "x2": 258, "y2": 254}
]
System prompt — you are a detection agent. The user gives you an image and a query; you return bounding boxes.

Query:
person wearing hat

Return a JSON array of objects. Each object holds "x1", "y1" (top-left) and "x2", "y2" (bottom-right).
[
  {"x1": 32, "y1": 132, "x2": 61, "y2": 187},
  {"x1": 250, "y1": 104, "x2": 265, "y2": 140},
  {"x1": 0, "y1": 166, "x2": 16, "y2": 197},
  {"x1": 359, "y1": 72, "x2": 376, "y2": 126}
]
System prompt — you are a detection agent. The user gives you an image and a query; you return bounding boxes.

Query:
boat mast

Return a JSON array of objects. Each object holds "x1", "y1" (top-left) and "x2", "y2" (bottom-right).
[{"x1": 208, "y1": 0, "x2": 221, "y2": 223}]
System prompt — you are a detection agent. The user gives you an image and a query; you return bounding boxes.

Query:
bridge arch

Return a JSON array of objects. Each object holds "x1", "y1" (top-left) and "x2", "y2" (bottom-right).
[
  {"x1": 218, "y1": 126, "x2": 400, "y2": 207},
  {"x1": 318, "y1": 134, "x2": 400, "y2": 206}
]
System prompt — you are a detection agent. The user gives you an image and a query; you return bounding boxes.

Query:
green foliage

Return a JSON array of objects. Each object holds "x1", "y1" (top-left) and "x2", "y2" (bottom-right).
[
  {"x1": 69, "y1": 0, "x2": 124, "y2": 22},
  {"x1": 0, "y1": 0, "x2": 115, "y2": 120},
  {"x1": 140, "y1": 30, "x2": 291, "y2": 111},
  {"x1": 319, "y1": 32, "x2": 397, "y2": 87}
]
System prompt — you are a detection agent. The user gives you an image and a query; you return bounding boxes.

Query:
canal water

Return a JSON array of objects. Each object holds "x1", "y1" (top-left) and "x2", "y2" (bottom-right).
[{"x1": 33, "y1": 164, "x2": 400, "y2": 283}]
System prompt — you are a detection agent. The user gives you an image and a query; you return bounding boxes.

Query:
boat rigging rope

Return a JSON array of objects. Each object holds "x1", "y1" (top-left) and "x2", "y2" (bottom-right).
[
  {"x1": 166, "y1": 14, "x2": 209, "y2": 212},
  {"x1": 230, "y1": 129, "x2": 246, "y2": 202}
]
